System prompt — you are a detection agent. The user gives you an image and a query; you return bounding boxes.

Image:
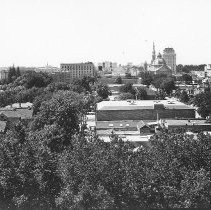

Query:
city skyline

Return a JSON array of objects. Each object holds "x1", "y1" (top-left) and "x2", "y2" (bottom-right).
[{"x1": 1, "y1": 0, "x2": 211, "y2": 67}]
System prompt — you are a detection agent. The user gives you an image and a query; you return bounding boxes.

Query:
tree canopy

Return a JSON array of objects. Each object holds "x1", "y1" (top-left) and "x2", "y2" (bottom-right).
[{"x1": 191, "y1": 91, "x2": 211, "y2": 118}]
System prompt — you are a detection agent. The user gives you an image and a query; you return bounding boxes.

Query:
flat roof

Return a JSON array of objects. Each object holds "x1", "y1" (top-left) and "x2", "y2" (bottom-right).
[
  {"x1": 98, "y1": 134, "x2": 152, "y2": 142},
  {"x1": 163, "y1": 119, "x2": 211, "y2": 126},
  {"x1": 97, "y1": 100, "x2": 194, "y2": 111},
  {"x1": 0, "y1": 108, "x2": 33, "y2": 119},
  {"x1": 97, "y1": 130, "x2": 141, "y2": 136},
  {"x1": 96, "y1": 120, "x2": 146, "y2": 129}
]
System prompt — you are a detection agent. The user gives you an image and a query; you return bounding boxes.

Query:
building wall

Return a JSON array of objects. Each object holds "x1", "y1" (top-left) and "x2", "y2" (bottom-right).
[
  {"x1": 60, "y1": 62, "x2": 95, "y2": 79},
  {"x1": 96, "y1": 109, "x2": 195, "y2": 121},
  {"x1": 163, "y1": 48, "x2": 176, "y2": 74},
  {"x1": 204, "y1": 64, "x2": 211, "y2": 77},
  {"x1": 0, "y1": 70, "x2": 9, "y2": 80},
  {"x1": 168, "y1": 124, "x2": 211, "y2": 132}
]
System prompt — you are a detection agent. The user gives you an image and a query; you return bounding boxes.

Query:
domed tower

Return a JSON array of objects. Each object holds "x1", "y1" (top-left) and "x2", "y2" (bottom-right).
[{"x1": 153, "y1": 53, "x2": 166, "y2": 66}]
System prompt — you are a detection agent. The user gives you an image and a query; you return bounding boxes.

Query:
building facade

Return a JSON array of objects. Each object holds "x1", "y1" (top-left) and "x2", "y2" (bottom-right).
[
  {"x1": 204, "y1": 64, "x2": 211, "y2": 77},
  {"x1": 148, "y1": 53, "x2": 172, "y2": 75},
  {"x1": 163, "y1": 48, "x2": 176, "y2": 74},
  {"x1": 60, "y1": 62, "x2": 96, "y2": 78},
  {"x1": 0, "y1": 69, "x2": 9, "y2": 80},
  {"x1": 96, "y1": 100, "x2": 195, "y2": 121},
  {"x1": 98, "y1": 61, "x2": 117, "y2": 72}
]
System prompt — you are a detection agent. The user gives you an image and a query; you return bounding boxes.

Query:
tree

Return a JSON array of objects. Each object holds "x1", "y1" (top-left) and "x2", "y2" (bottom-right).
[
  {"x1": 191, "y1": 91, "x2": 211, "y2": 118},
  {"x1": 118, "y1": 92, "x2": 134, "y2": 100},
  {"x1": 125, "y1": 72, "x2": 132, "y2": 79},
  {"x1": 7, "y1": 66, "x2": 17, "y2": 83},
  {"x1": 136, "y1": 87, "x2": 148, "y2": 100},
  {"x1": 115, "y1": 76, "x2": 123, "y2": 84},
  {"x1": 96, "y1": 83, "x2": 111, "y2": 99},
  {"x1": 31, "y1": 91, "x2": 86, "y2": 151},
  {"x1": 45, "y1": 82, "x2": 70, "y2": 92},
  {"x1": 180, "y1": 74, "x2": 193, "y2": 84},
  {"x1": 16, "y1": 67, "x2": 21, "y2": 77},
  {"x1": 14, "y1": 71, "x2": 52, "y2": 89},
  {"x1": 155, "y1": 90, "x2": 166, "y2": 100},
  {"x1": 148, "y1": 131, "x2": 211, "y2": 208},
  {"x1": 119, "y1": 83, "x2": 136, "y2": 96},
  {"x1": 139, "y1": 72, "x2": 153, "y2": 87},
  {"x1": 176, "y1": 64, "x2": 206, "y2": 73},
  {"x1": 161, "y1": 78, "x2": 176, "y2": 95},
  {"x1": 179, "y1": 90, "x2": 190, "y2": 103},
  {"x1": 72, "y1": 76, "x2": 96, "y2": 93}
]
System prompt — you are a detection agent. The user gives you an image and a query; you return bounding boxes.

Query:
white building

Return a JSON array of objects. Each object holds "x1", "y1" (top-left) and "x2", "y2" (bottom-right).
[
  {"x1": 98, "y1": 61, "x2": 117, "y2": 72},
  {"x1": 204, "y1": 64, "x2": 211, "y2": 77}
]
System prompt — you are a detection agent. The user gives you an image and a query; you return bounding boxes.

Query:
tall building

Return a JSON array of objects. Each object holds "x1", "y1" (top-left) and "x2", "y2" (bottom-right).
[
  {"x1": 163, "y1": 48, "x2": 176, "y2": 74},
  {"x1": 204, "y1": 64, "x2": 211, "y2": 77},
  {"x1": 60, "y1": 62, "x2": 95, "y2": 78}
]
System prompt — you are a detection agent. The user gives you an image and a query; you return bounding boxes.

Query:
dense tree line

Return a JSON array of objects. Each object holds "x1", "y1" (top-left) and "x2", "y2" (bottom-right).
[
  {"x1": 0, "y1": 115, "x2": 210, "y2": 209},
  {"x1": 0, "y1": 71, "x2": 210, "y2": 209},
  {"x1": 139, "y1": 72, "x2": 176, "y2": 96},
  {"x1": 118, "y1": 83, "x2": 149, "y2": 100},
  {"x1": 176, "y1": 64, "x2": 205, "y2": 73}
]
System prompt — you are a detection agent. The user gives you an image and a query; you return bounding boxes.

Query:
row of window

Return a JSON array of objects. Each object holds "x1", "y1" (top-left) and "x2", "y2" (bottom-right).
[{"x1": 61, "y1": 65, "x2": 94, "y2": 71}]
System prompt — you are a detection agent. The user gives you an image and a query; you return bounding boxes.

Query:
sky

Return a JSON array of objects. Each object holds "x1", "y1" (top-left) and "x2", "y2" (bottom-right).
[{"x1": 0, "y1": 0, "x2": 211, "y2": 67}]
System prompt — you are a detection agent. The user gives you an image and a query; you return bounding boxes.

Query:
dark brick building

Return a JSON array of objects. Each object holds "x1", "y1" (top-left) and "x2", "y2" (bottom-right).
[{"x1": 96, "y1": 100, "x2": 195, "y2": 121}]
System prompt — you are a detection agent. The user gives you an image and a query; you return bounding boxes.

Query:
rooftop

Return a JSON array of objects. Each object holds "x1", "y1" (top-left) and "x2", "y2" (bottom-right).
[
  {"x1": 162, "y1": 119, "x2": 211, "y2": 126},
  {"x1": 98, "y1": 134, "x2": 152, "y2": 142},
  {"x1": 96, "y1": 120, "x2": 146, "y2": 129},
  {"x1": 0, "y1": 108, "x2": 33, "y2": 119},
  {"x1": 61, "y1": 62, "x2": 94, "y2": 65},
  {"x1": 5, "y1": 102, "x2": 33, "y2": 109},
  {"x1": 97, "y1": 100, "x2": 194, "y2": 111}
]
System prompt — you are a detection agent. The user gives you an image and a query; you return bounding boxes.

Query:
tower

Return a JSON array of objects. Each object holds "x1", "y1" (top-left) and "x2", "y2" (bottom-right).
[
  {"x1": 151, "y1": 42, "x2": 156, "y2": 64},
  {"x1": 163, "y1": 48, "x2": 176, "y2": 74}
]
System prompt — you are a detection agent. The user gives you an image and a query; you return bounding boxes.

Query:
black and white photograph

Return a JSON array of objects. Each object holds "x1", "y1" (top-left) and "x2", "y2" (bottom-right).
[{"x1": 0, "y1": 0, "x2": 211, "y2": 209}]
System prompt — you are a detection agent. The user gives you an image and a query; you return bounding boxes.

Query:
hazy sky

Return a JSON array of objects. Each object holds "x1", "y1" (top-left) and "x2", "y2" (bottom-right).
[{"x1": 1, "y1": 0, "x2": 211, "y2": 67}]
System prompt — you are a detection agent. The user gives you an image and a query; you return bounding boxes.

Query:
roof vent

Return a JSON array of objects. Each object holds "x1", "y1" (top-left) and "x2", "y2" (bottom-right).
[
  {"x1": 109, "y1": 124, "x2": 113, "y2": 127},
  {"x1": 120, "y1": 124, "x2": 123, "y2": 127},
  {"x1": 126, "y1": 124, "x2": 129, "y2": 127}
]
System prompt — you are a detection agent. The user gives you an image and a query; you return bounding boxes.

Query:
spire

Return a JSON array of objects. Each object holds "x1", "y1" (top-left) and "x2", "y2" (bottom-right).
[{"x1": 151, "y1": 42, "x2": 156, "y2": 64}]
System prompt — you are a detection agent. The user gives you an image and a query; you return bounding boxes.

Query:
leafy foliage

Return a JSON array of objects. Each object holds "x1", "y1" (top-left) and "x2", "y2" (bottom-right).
[
  {"x1": 177, "y1": 64, "x2": 205, "y2": 73},
  {"x1": 119, "y1": 83, "x2": 136, "y2": 96},
  {"x1": 115, "y1": 76, "x2": 123, "y2": 84},
  {"x1": 139, "y1": 72, "x2": 153, "y2": 87},
  {"x1": 179, "y1": 90, "x2": 190, "y2": 103},
  {"x1": 96, "y1": 83, "x2": 111, "y2": 99},
  {"x1": 191, "y1": 91, "x2": 211, "y2": 118},
  {"x1": 136, "y1": 87, "x2": 148, "y2": 100},
  {"x1": 118, "y1": 92, "x2": 135, "y2": 100}
]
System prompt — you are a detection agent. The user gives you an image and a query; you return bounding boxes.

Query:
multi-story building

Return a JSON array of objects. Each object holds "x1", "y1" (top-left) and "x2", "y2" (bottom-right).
[
  {"x1": 98, "y1": 61, "x2": 117, "y2": 72},
  {"x1": 0, "y1": 69, "x2": 9, "y2": 80},
  {"x1": 60, "y1": 62, "x2": 96, "y2": 78},
  {"x1": 204, "y1": 64, "x2": 211, "y2": 77},
  {"x1": 163, "y1": 48, "x2": 176, "y2": 74}
]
